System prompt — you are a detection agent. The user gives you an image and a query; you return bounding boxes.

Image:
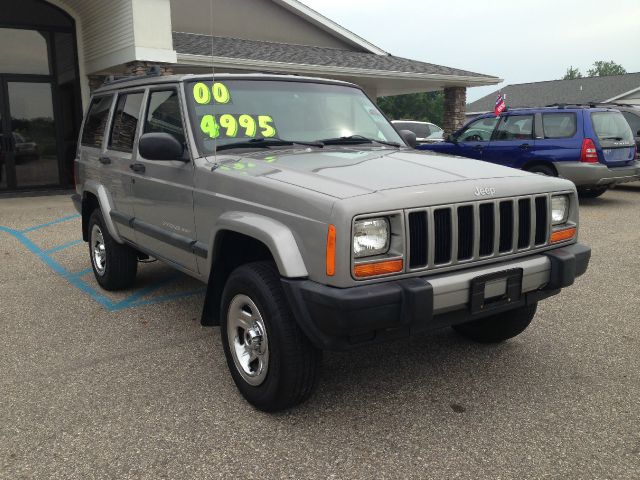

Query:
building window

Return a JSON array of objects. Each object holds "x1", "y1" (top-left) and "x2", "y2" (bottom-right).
[
  {"x1": 109, "y1": 93, "x2": 144, "y2": 152},
  {"x1": 0, "y1": 28, "x2": 50, "y2": 75}
]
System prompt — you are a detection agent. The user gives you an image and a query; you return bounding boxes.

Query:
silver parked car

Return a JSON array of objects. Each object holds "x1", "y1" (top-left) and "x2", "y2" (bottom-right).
[
  {"x1": 73, "y1": 73, "x2": 591, "y2": 411},
  {"x1": 392, "y1": 120, "x2": 444, "y2": 144}
]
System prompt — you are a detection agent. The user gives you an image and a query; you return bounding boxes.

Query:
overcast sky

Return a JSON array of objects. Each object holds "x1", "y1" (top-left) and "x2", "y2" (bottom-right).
[{"x1": 302, "y1": 0, "x2": 640, "y2": 103}]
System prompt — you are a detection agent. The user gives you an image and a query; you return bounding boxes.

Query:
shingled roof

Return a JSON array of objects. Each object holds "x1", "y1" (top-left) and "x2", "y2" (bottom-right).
[
  {"x1": 173, "y1": 32, "x2": 497, "y2": 79},
  {"x1": 467, "y1": 73, "x2": 640, "y2": 112}
]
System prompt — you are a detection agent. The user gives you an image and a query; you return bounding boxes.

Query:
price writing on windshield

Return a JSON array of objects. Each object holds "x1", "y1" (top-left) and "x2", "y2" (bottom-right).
[
  {"x1": 193, "y1": 82, "x2": 231, "y2": 104},
  {"x1": 200, "y1": 114, "x2": 277, "y2": 139}
]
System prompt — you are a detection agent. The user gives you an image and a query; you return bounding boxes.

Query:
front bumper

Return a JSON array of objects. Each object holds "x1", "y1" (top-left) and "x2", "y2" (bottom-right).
[
  {"x1": 282, "y1": 243, "x2": 591, "y2": 350},
  {"x1": 554, "y1": 161, "x2": 640, "y2": 187}
]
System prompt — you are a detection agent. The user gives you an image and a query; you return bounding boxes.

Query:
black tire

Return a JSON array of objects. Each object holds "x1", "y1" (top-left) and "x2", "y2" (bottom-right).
[
  {"x1": 87, "y1": 209, "x2": 138, "y2": 291},
  {"x1": 526, "y1": 164, "x2": 556, "y2": 177},
  {"x1": 220, "y1": 261, "x2": 321, "y2": 412},
  {"x1": 578, "y1": 186, "x2": 608, "y2": 198},
  {"x1": 452, "y1": 303, "x2": 537, "y2": 343}
]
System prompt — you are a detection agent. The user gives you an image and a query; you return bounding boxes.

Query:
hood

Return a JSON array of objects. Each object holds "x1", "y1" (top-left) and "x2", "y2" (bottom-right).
[{"x1": 216, "y1": 147, "x2": 532, "y2": 199}]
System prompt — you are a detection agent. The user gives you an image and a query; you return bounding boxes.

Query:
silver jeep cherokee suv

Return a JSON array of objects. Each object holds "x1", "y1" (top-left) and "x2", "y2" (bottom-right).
[{"x1": 73, "y1": 74, "x2": 591, "y2": 411}]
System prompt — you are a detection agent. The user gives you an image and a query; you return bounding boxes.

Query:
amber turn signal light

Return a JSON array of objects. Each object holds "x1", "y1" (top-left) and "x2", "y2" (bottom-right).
[
  {"x1": 550, "y1": 226, "x2": 576, "y2": 244},
  {"x1": 354, "y1": 259, "x2": 403, "y2": 278},
  {"x1": 326, "y1": 224, "x2": 336, "y2": 276}
]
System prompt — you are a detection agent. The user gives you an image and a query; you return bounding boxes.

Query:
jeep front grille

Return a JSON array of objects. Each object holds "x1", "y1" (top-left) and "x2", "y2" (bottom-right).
[{"x1": 407, "y1": 195, "x2": 550, "y2": 271}]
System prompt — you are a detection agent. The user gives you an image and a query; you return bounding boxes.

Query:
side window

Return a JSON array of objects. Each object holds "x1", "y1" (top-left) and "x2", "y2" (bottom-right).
[
  {"x1": 81, "y1": 95, "x2": 113, "y2": 148},
  {"x1": 144, "y1": 90, "x2": 186, "y2": 145},
  {"x1": 542, "y1": 113, "x2": 577, "y2": 138},
  {"x1": 494, "y1": 115, "x2": 534, "y2": 141},
  {"x1": 458, "y1": 117, "x2": 498, "y2": 142},
  {"x1": 109, "y1": 92, "x2": 144, "y2": 152},
  {"x1": 622, "y1": 112, "x2": 640, "y2": 136}
]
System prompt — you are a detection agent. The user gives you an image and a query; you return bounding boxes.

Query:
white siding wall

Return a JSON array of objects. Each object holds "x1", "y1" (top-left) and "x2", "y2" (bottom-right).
[{"x1": 56, "y1": 0, "x2": 135, "y2": 73}]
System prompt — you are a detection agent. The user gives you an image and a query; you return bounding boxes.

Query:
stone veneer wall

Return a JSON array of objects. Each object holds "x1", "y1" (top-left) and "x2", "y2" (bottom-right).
[
  {"x1": 88, "y1": 62, "x2": 175, "y2": 93},
  {"x1": 442, "y1": 87, "x2": 467, "y2": 136}
]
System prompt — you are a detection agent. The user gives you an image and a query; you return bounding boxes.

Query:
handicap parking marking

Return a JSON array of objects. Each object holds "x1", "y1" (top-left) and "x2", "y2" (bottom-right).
[{"x1": 1, "y1": 214, "x2": 206, "y2": 311}]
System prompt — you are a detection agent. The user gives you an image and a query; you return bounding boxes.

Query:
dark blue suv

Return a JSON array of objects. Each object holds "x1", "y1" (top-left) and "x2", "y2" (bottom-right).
[{"x1": 418, "y1": 106, "x2": 640, "y2": 197}]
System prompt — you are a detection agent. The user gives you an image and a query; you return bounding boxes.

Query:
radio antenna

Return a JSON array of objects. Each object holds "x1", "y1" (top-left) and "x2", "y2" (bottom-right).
[{"x1": 210, "y1": 0, "x2": 217, "y2": 163}]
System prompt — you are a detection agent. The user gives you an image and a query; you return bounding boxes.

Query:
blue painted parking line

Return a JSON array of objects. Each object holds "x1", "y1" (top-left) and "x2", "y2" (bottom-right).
[
  {"x1": 1, "y1": 215, "x2": 205, "y2": 311},
  {"x1": 20, "y1": 214, "x2": 80, "y2": 233},
  {"x1": 45, "y1": 239, "x2": 83, "y2": 254}
]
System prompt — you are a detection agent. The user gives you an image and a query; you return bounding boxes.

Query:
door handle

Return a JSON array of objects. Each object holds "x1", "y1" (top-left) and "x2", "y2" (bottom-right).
[
  {"x1": 129, "y1": 163, "x2": 145, "y2": 173},
  {"x1": 99, "y1": 156, "x2": 111, "y2": 165},
  {"x1": 473, "y1": 144, "x2": 483, "y2": 150},
  {"x1": 519, "y1": 143, "x2": 531, "y2": 150}
]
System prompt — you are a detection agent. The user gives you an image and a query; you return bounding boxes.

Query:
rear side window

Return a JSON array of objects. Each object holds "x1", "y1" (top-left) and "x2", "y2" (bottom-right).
[
  {"x1": 81, "y1": 96, "x2": 113, "y2": 148},
  {"x1": 494, "y1": 115, "x2": 534, "y2": 141},
  {"x1": 144, "y1": 90, "x2": 186, "y2": 145},
  {"x1": 621, "y1": 111, "x2": 640, "y2": 136},
  {"x1": 591, "y1": 112, "x2": 634, "y2": 144},
  {"x1": 109, "y1": 92, "x2": 144, "y2": 152},
  {"x1": 542, "y1": 113, "x2": 577, "y2": 138}
]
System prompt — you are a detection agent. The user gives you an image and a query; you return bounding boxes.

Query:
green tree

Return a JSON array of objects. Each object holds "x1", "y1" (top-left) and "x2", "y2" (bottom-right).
[
  {"x1": 587, "y1": 61, "x2": 626, "y2": 77},
  {"x1": 377, "y1": 91, "x2": 444, "y2": 125},
  {"x1": 562, "y1": 66, "x2": 583, "y2": 80}
]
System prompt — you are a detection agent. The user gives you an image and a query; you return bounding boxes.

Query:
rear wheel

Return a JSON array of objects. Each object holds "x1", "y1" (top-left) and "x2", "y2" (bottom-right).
[
  {"x1": 452, "y1": 303, "x2": 537, "y2": 343},
  {"x1": 88, "y1": 209, "x2": 138, "y2": 291},
  {"x1": 220, "y1": 261, "x2": 321, "y2": 412},
  {"x1": 578, "y1": 186, "x2": 608, "y2": 198},
  {"x1": 526, "y1": 164, "x2": 556, "y2": 177}
]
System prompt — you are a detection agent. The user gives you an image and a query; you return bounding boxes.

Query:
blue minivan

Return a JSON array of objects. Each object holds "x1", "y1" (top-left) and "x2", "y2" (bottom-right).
[{"x1": 418, "y1": 106, "x2": 640, "y2": 197}]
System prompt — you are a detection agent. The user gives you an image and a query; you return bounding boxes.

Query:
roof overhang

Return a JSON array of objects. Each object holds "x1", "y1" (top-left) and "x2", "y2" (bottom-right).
[{"x1": 175, "y1": 53, "x2": 502, "y2": 96}]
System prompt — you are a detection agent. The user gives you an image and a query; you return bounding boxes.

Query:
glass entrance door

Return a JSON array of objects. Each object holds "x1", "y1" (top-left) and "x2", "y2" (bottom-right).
[{"x1": 0, "y1": 78, "x2": 60, "y2": 189}]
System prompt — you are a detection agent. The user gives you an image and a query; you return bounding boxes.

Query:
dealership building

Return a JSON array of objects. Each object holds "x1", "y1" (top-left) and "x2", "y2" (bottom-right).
[{"x1": 0, "y1": 0, "x2": 499, "y2": 193}]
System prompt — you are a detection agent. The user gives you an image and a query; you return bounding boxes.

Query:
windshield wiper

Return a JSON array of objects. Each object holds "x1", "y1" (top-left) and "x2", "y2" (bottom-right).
[
  {"x1": 215, "y1": 137, "x2": 323, "y2": 152},
  {"x1": 316, "y1": 135, "x2": 401, "y2": 148}
]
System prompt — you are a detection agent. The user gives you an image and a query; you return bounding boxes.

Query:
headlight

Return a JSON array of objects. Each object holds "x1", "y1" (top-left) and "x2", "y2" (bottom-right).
[
  {"x1": 551, "y1": 195, "x2": 569, "y2": 225},
  {"x1": 353, "y1": 218, "x2": 390, "y2": 258}
]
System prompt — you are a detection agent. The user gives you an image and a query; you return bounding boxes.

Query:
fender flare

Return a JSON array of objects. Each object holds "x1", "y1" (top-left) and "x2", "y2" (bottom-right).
[
  {"x1": 82, "y1": 180, "x2": 125, "y2": 244},
  {"x1": 209, "y1": 212, "x2": 308, "y2": 278}
]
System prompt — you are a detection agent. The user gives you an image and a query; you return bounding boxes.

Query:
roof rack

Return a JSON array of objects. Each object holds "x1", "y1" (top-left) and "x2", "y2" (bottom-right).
[
  {"x1": 545, "y1": 102, "x2": 622, "y2": 109},
  {"x1": 102, "y1": 65, "x2": 164, "y2": 86}
]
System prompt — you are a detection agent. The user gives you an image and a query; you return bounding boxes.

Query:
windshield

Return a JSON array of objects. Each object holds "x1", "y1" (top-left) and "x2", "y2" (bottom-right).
[
  {"x1": 185, "y1": 79, "x2": 403, "y2": 154},
  {"x1": 591, "y1": 111, "x2": 634, "y2": 146}
]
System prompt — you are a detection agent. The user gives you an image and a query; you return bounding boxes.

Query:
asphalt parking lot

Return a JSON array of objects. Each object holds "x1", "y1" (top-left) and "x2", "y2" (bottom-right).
[{"x1": 1, "y1": 187, "x2": 640, "y2": 479}]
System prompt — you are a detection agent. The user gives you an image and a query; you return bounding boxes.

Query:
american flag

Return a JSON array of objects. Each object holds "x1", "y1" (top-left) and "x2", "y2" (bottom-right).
[{"x1": 494, "y1": 93, "x2": 506, "y2": 117}]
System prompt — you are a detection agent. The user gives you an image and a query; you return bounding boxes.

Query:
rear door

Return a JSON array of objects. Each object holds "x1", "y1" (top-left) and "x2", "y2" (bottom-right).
[
  {"x1": 533, "y1": 111, "x2": 582, "y2": 164},
  {"x1": 484, "y1": 113, "x2": 535, "y2": 167},
  {"x1": 130, "y1": 87, "x2": 198, "y2": 272},
  {"x1": 103, "y1": 89, "x2": 145, "y2": 241},
  {"x1": 588, "y1": 111, "x2": 636, "y2": 166}
]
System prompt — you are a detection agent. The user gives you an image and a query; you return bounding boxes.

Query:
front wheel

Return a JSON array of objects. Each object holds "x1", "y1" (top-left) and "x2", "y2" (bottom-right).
[
  {"x1": 220, "y1": 262, "x2": 321, "y2": 412},
  {"x1": 578, "y1": 186, "x2": 608, "y2": 198},
  {"x1": 88, "y1": 209, "x2": 138, "y2": 291},
  {"x1": 452, "y1": 303, "x2": 537, "y2": 343}
]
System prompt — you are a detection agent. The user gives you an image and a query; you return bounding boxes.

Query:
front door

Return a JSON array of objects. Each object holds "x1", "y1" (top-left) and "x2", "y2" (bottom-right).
[
  {"x1": 0, "y1": 78, "x2": 61, "y2": 190},
  {"x1": 130, "y1": 87, "x2": 198, "y2": 272},
  {"x1": 454, "y1": 116, "x2": 499, "y2": 160}
]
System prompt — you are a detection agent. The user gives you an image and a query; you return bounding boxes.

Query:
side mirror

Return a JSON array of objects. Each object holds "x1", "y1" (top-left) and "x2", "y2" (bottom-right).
[
  {"x1": 138, "y1": 132, "x2": 185, "y2": 161},
  {"x1": 399, "y1": 129, "x2": 417, "y2": 148}
]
